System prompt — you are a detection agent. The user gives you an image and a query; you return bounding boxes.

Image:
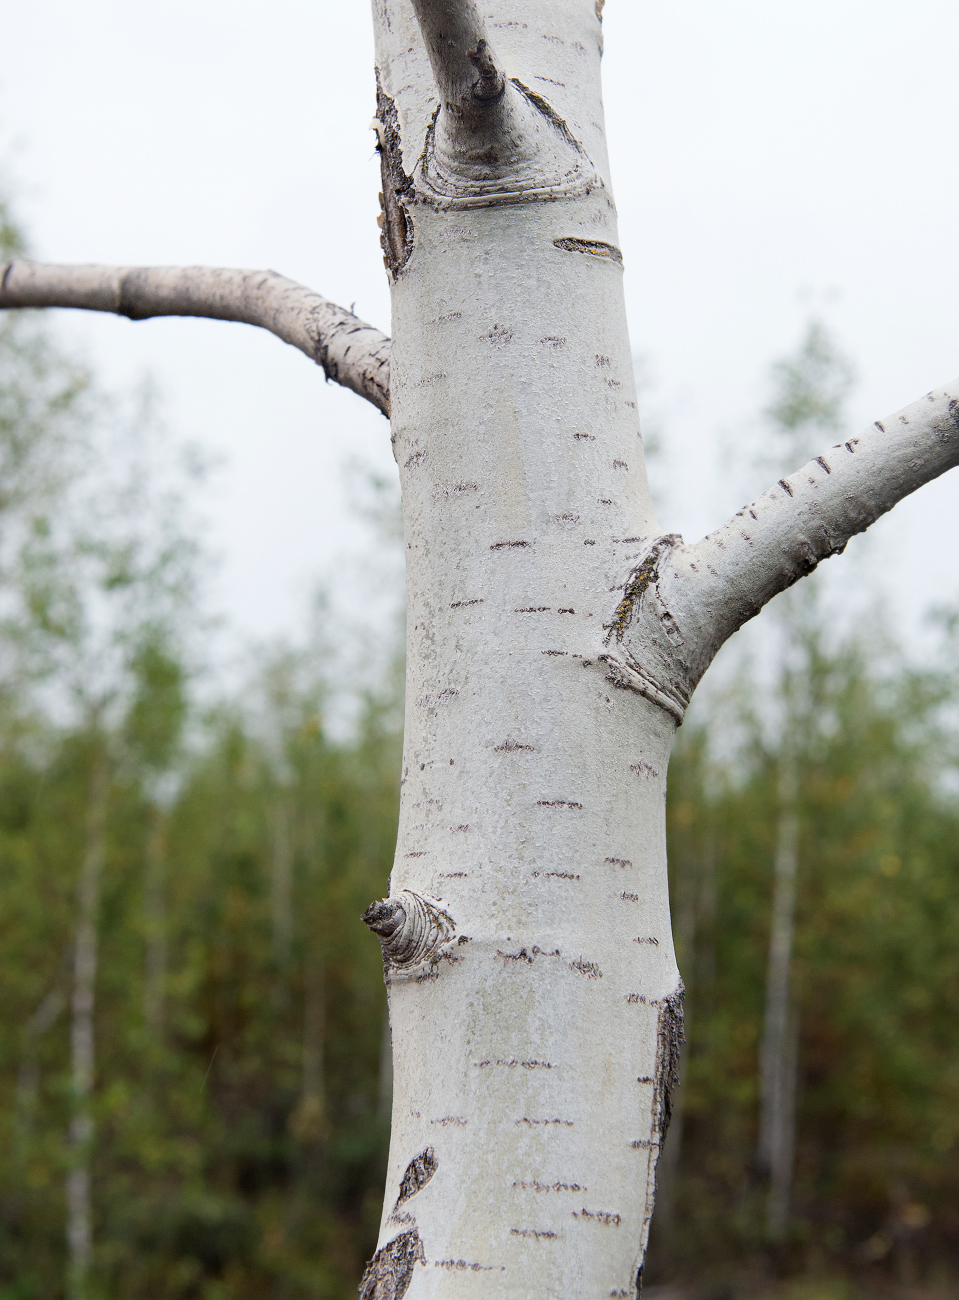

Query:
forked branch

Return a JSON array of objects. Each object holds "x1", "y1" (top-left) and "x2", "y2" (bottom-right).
[{"x1": 0, "y1": 261, "x2": 391, "y2": 415}]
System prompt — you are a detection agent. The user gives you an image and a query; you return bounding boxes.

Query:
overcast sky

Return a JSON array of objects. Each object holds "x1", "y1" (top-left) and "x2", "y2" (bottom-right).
[{"x1": 2, "y1": 0, "x2": 958, "y2": 652}]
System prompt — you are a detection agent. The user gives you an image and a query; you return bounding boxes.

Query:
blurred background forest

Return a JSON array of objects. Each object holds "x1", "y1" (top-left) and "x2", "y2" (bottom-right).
[{"x1": 2, "y1": 189, "x2": 959, "y2": 1300}]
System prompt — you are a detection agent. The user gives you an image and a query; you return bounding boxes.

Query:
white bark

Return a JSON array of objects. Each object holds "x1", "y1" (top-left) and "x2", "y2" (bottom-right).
[
  {"x1": 0, "y1": 260, "x2": 391, "y2": 415},
  {"x1": 365, "y1": 4, "x2": 680, "y2": 1295},
  {"x1": 67, "y1": 752, "x2": 109, "y2": 1300}
]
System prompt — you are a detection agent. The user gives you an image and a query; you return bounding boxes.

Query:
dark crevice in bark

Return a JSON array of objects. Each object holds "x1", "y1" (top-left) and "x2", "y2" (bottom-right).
[
  {"x1": 359, "y1": 1229, "x2": 425, "y2": 1300},
  {"x1": 652, "y1": 983, "x2": 686, "y2": 1142},
  {"x1": 395, "y1": 1147, "x2": 438, "y2": 1209},
  {"x1": 553, "y1": 237, "x2": 623, "y2": 265},
  {"x1": 375, "y1": 81, "x2": 415, "y2": 277}
]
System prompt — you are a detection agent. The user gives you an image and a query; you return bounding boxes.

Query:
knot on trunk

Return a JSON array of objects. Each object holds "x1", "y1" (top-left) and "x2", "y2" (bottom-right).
[
  {"x1": 601, "y1": 533, "x2": 692, "y2": 725},
  {"x1": 362, "y1": 890, "x2": 455, "y2": 971}
]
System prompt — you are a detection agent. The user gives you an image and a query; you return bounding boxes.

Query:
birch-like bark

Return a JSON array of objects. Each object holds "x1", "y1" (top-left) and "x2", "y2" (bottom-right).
[
  {"x1": 67, "y1": 750, "x2": 109, "y2": 1300},
  {"x1": 13, "y1": 984, "x2": 65, "y2": 1162},
  {"x1": 366, "y1": 6, "x2": 680, "y2": 1295},
  {"x1": 0, "y1": 261, "x2": 391, "y2": 415},
  {"x1": 757, "y1": 748, "x2": 800, "y2": 1241}
]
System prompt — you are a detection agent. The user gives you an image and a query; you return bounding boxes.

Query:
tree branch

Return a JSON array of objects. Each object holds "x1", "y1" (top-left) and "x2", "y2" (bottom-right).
[
  {"x1": 604, "y1": 382, "x2": 959, "y2": 721},
  {"x1": 404, "y1": 0, "x2": 594, "y2": 207},
  {"x1": 410, "y1": 0, "x2": 506, "y2": 126},
  {"x1": 0, "y1": 260, "x2": 391, "y2": 416}
]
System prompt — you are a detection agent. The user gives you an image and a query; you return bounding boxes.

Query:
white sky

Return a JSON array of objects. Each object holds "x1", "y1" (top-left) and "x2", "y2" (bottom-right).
[{"x1": 2, "y1": 0, "x2": 958, "y2": 654}]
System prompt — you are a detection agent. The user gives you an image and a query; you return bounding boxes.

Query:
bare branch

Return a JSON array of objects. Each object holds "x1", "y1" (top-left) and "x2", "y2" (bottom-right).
[
  {"x1": 605, "y1": 383, "x2": 959, "y2": 721},
  {"x1": 0, "y1": 260, "x2": 391, "y2": 416},
  {"x1": 410, "y1": 0, "x2": 505, "y2": 125}
]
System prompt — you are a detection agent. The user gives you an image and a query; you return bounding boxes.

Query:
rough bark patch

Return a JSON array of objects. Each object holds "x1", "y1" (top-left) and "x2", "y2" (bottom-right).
[
  {"x1": 652, "y1": 983, "x2": 686, "y2": 1140},
  {"x1": 375, "y1": 80, "x2": 414, "y2": 276},
  {"x1": 395, "y1": 1148, "x2": 437, "y2": 1209},
  {"x1": 359, "y1": 1229, "x2": 425, "y2": 1300}
]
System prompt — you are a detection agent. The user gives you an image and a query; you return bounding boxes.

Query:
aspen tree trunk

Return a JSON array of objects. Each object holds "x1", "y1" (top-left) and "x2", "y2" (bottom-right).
[
  {"x1": 67, "y1": 749, "x2": 109, "y2": 1300},
  {"x1": 363, "y1": 5, "x2": 683, "y2": 1294},
  {"x1": 5, "y1": 3, "x2": 959, "y2": 1294}
]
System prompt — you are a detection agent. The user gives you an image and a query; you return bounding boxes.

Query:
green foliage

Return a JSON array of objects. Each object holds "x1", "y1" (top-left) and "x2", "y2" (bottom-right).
[{"x1": 652, "y1": 629, "x2": 959, "y2": 1294}]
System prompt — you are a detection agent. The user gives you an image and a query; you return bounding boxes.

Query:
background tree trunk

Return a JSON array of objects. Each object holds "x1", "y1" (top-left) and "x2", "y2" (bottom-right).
[
  {"x1": 67, "y1": 746, "x2": 109, "y2": 1300},
  {"x1": 757, "y1": 743, "x2": 800, "y2": 1241},
  {"x1": 143, "y1": 802, "x2": 167, "y2": 1038}
]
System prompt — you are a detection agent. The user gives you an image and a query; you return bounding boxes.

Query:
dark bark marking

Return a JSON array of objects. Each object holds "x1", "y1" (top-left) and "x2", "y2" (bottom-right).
[
  {"x1": 516, "y1": 1118, "x2": 573, "y2": 1126},
  {"x1": 482, "y1": 323, "x2": 514, "y2": 345},
  {"x1": 510, "y1": 1228, "x2": 557, "y2": 1239},
  {"x1": 515, "y1": 605, "x2": 551, "y2": 612},
  {"x1": 574, "y1": 432, "x2": 596, "y2": 440},
  {"x1": 395, "y1": 1148, "x2": 438, "y2": 1208},
  {"x1": 511, "y1": 78, "x2": 584, "y2": 153},
  {"x1": 778, "y1": 478, "x2": 794, "y2": 497},
  {"x1": 542, "y1": 649, "x2": 568, "y2": 655},
  {"x1": 553, "y1": 237, "x2": 623, "y2": 265},
  {"x1": 606, "y1": 535, "x2": 681, "y2": 643},
  {"x1": 450, "y1": 598, "x2": 483, "y2": 608},
  {"x1": 490, "y1": 539, "x2": 530, "y2": 549},
  {"x1": 651, "y1": 984, "x2": 685, "y2": 1142},
  {"x1": 497, "y1": 946, "x2": 561, "y2": 964},
  {"x1": 621, "y1": 892, "x2": 640, "y2": 902},
  {"x1": 375, "y1": 82, "x2": 414, "y2": 277},
  {"x1": 633, "y1": 937, "x2": 659, "y2": 946},
  {"x1": 475, "y1": 1058, "x2": 554, "y2": 1069},
  {"x1": 515, "y1": 1179, "x2": 585, "y2": 1191},
  {"x1": 815, "y1": 456, "x2": 831, "y2": 474},
  {"x1": 359, "y1": 1229, "x2": 425, "y2": 1300},
  {"x1": 569, "y1": 957, "x2": 603, "y2": 979},
  {"x1": 573, "y1": 1207, "x2": 621, "y2": 1226},
  {"x1": 537, "y1": 799, "x2": 583, "y2": 809},
  {"x1": 434, "y1": 1259, "x2": 497, "y2": 1271},
  {"x1": 494, "y1": 738, "x2": 534, "y2": 752},
  {"x1": 605, "y1": 857, "x2": 632, "y2": 867}
]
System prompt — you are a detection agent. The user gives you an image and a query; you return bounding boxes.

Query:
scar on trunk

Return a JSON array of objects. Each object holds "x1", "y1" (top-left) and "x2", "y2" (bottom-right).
[
  {"x1": 375, "y1": 80, "x2": 414, "y2": 276},
  {"x1": 394, "y1": 1147, "x2": 438, "y2": 1212},
  {"x1": 359, "y1": 1229, "x2": 425, "y2": 1300},
  {"x1": 651, "y1": 982, "x2": 686, "y2": 1141}
]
